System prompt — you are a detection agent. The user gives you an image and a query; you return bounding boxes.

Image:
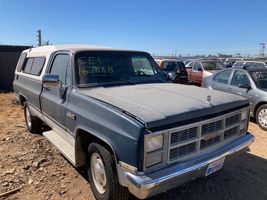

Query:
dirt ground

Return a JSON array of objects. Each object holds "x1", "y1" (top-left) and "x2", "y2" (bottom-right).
[{"x1": 0, "y1": 92, "x2": 266, "y2": 200}]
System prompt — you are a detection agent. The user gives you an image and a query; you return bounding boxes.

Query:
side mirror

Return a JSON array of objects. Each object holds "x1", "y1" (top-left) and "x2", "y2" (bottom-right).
[
  {"x1": 43, "y1": 74, "x2": 59, "y2": 87},
  {"x1": 238, "y1": 83, "x2": 251, "y2": 89},
  {"x1": 197, "y1": 68, "x2": 203, "y2": 71}
]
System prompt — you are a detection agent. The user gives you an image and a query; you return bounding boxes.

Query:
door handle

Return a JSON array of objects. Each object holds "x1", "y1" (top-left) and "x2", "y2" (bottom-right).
[{"x1": 229, "y1": 87, "x2": 232, "y2": 91}]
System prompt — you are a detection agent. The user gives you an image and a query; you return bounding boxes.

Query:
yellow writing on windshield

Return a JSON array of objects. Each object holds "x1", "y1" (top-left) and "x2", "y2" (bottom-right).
[{"x1": 79, "y1": 66, "x2": 114, "y2": 76}]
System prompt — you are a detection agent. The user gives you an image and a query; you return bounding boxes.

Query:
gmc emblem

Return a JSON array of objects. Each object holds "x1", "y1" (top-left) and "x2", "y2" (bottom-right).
[{"x1": 202, "y1": 131, "x2": 222, "y2": 140}]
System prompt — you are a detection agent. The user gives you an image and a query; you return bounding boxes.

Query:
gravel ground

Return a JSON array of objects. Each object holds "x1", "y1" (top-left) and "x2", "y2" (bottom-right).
[{"x1": 0, "y1": 93, "x2": 266, "y2": 200}]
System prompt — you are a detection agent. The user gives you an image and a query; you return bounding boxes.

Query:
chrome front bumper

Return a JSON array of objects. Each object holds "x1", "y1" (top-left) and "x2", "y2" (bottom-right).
[{"x1": 125, "y1": 132, "x2": 254, "y2": 199}]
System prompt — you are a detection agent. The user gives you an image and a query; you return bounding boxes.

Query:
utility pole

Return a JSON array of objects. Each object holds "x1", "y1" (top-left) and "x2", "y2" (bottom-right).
[
  {"x1": 259, "y1": 42, "x2": 265, "y2": 57},
  {"x1": 37, "y1": 29, "x2": 42, "y2": 46}
]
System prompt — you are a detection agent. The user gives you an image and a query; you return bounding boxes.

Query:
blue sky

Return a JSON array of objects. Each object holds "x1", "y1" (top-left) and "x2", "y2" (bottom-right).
[{"x1": 0, "y1": 0, "x2": 266, "y2": 56}]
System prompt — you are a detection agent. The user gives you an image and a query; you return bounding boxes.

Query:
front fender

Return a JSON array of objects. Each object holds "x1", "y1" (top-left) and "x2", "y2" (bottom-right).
[{"x1": 67, "y1": 89, "x2": 145, "y2": 168}]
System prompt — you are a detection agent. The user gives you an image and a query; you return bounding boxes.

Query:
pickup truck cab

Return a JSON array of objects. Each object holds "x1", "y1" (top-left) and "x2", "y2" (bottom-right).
[{"x1": 13, "y1": 45, "x2": 254, "y2": 200}]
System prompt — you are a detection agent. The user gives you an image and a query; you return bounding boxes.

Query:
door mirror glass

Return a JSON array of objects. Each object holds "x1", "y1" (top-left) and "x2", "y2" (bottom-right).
[
  {"x1": 43, "y1": 74, "x2": 59, "y2": 87},
  {"x1": 197, "y1": 67, "x2": 203, "y2": 71}
]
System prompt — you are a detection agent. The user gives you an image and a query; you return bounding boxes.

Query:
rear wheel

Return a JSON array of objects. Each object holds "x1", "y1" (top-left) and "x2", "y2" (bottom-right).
[
  {"x1": 256, "y1": 104, "x2": 267, "y2": 131},
  {"x1": 87, "y1": 143, "x2": 129, "y2": 200},
  {"x1": 24, "y1": 102, "x2": 42, "y2": 134}
]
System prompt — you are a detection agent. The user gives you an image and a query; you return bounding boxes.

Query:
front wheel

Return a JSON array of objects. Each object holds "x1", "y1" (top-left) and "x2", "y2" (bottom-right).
[
  {"x1": 24, "y1": 102, "x2": 42, "y2": 134},
  {"x1": 256, "y1": 104, "x2": 267, "y2": 131},
  {"x1": 87, "y1": 143, "x2": 129, "y2": 200}
]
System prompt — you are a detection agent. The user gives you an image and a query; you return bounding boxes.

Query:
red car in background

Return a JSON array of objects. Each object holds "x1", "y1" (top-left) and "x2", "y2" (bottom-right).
[{"x1": 186, "y1": 59, "x2": 224, "y2": 85}]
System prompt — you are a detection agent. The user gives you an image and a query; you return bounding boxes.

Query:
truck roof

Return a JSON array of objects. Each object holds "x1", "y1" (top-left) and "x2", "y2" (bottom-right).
[
  {"x1": 23, "y1": 45, "x2": 146, "y2": 57},
  {"x1": 154, "y1": 58, "x2": 182, "y2": 62}
]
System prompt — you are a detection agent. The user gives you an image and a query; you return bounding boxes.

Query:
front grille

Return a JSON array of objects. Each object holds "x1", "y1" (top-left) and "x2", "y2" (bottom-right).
[
  {"x1": 224, "y1": 126, "x2": 239, "y2": 140},
  {"x1": 167, "y1": 109, "x2": 246, "y2": 163},
  {"x1": 169, "y1": 142, "x2": 197, "y2": 160},
  {"x1": 170, "y1": 127, "x2": 198, "y2": 145},
  {"x1": 226, "y1": 114, "x2": 240, "y2": 127},
  {"x1": 200, "y1": 135, "x2": 221, "y2": 149},
  {"x1": 202, "y1": 120, "x2": 223, "y2": 135}
]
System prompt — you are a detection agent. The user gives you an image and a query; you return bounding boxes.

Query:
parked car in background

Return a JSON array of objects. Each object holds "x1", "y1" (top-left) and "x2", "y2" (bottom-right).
[
  {"x1": 233, "y1": 61, "x2": 266, "y2": 68},
  {"x1": 224, "y1": 58, "x2": 243, "y2": 68},
  {"x1": 155, "y1": 59, "x2": 188, "y2": 83},
  {"x1": 186, "y1": 59, "x2": 224, "y2": 85},
  {"x1": 252, "y1": 58, "x2": 267, "y2": 65},
  {"x1": 202, "y1": 66, "x2": 267, "y2": 131}
]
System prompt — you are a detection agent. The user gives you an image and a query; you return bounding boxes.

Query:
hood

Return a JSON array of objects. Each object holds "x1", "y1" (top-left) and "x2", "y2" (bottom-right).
[{"x1": 79, "y1": 83, "x2": 248, "y2": 128}]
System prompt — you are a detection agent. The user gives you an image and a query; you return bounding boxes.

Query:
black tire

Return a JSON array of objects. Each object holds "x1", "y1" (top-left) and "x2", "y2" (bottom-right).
[
  {"x1": 256, "y1": 104, "x2": 267, "y2": 131},
  {"x1": 24, "y1": 102, "x2": 42, "y2": 134},
  {"x1": 87, "y1": 143, "x2": 129, "y2": 200}
]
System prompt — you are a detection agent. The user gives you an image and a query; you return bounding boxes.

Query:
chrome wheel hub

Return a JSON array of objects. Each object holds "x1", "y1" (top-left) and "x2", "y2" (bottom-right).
[
  {"x1": 25, "y1": 107, "x2": 32, "y2": 128},
  {"x1": 90, "y1": 153, "x2": 107, "y2": 194},
  {"x1": 259, "y1": 108, "x2": 267, "y2": 128}
]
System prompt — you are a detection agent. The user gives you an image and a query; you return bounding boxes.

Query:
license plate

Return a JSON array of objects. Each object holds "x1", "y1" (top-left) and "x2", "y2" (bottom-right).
[{"x1": 205, "y1": 157, "x2": 225, "y2": 176}]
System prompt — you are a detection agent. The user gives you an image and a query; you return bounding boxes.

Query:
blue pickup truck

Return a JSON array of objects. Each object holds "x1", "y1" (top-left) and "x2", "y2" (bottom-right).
[{"x1": 13, "y1": 45, "x2": 254, "y2": 200}]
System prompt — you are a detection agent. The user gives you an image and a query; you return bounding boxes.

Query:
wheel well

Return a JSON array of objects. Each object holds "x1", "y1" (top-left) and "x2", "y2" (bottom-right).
[
  {"x1": 19, "y1": 95, "x2": 26, "y2": 106},
  {"x1": 76, "y1": 129, "x2": 117, "y2": 167},
  {"x1": 254, "y1": 102, "x2": 267, "y2": 117}
]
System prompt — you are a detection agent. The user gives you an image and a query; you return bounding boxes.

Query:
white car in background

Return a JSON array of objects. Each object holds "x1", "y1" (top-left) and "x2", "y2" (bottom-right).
[
  {"x1": 233, "y1": 61, "x2": 267, "y2": 68},
  {"x1": 224, "y1": 58, "x2": 243, "y2": 68}
]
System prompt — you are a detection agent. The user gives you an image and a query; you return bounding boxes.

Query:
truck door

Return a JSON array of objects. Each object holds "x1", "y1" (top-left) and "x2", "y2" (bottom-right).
[
  {"x1": 192, "y1": 62, "x2": 203, "y2": 84},
  {"x1": 186, "y1": 61, "x2": 194, "y2": 80},
  {"x1": 40, "y1": 53, "x2": 71, "y2": 129}
]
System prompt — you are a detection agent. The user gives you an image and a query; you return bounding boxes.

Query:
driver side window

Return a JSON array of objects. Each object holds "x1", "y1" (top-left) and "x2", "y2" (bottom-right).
[
  {"x1": 50, "y1": 54, "x2": 70, "y2": 86},
  {"x1": 231, "y1": 70, "x2": 250, "y2": 87},
  {"x1": 213, "y1": 70, "x2": 232, "y2": 84},
  {"x1": 193, "y1": 62, "x2": 202, "y2": 71}
]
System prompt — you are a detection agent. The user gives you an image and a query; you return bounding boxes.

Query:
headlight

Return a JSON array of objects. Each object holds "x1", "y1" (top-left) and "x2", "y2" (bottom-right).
[
  {"x1": 146, "y1": 134, "x2": 163, "y2": 152},
  {"x1": 241, "y1": 110, "x2": 248, "y2": 120}
]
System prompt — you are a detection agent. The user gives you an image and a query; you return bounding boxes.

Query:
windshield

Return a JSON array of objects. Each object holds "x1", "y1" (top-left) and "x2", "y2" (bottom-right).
[
  {"x1": 75, "y1": 51, "x2": 166, "y2": 87},
  {"x1": 202, "y1": 61, "x2": 224, "y2": 70},
  {"x1": 250, "y1": 71, "x2": 267, "y2": 89},
  {"x1": 162, "y1": 61, "x2": 185, "y2": 71}
]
